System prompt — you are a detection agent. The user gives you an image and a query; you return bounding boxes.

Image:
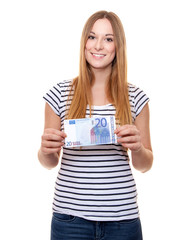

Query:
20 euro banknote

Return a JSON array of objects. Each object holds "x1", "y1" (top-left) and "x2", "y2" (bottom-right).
[{"x1": 64, "y1": 116, "x2": 117, "y2": 147}]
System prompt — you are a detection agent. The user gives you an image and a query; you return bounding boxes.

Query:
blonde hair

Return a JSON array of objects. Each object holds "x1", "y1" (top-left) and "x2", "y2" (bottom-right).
[{"x1": 67, "y1": 10, "x2": 132, "y2": 125}]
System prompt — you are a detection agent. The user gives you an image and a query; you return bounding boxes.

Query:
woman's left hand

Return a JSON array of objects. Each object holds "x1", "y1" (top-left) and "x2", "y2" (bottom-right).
[{"x1": 114, "y1": 125, "x2": 142, "y2": 152}]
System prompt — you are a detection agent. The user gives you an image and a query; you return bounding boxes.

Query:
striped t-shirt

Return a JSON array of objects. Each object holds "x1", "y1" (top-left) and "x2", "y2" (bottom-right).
[{"x1": 43, "y1": 79, "x2": 149, "y2": 221}]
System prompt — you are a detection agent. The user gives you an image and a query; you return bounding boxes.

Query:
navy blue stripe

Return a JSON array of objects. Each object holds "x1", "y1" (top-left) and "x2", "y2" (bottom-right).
[
  {"x1": 61, "y1": 157, "x2": 129, "y2": 163},
  {"x1": 54, "y1": 198, "x2": 136, "y2": 208},
  {"x1": 62, "y1": 163, "x2": 129, "y2": 168},
  {"x1": 55, "y1": 182, "x2": 135, "y2": 191},
  {"x1": 53, "y1": 85, "x2": 61, "y2": 95},
  {"x1": 60, "y1": 167, "x2": 130, "y2": 174},
  {"x1": 54, "y1": 191, "x2": 137, "y2": 202},
  {"x1": 135, "y1": 94, "x2": 146, "y2": 108},
  {"x1": 63, "y1": 147, "x2": 126, "y2": 153},
  {"x1": 56, "y1": 173, "x2": 132, "y2": 183},
  {"x1": 62, "y1": 152, "x2": 127, "y2": 157},
  {"x1": 49, "y1": 89, "x2": 60, "y2": 103},
  {"x1": 84, "y1": 212, "x2": 139, "y2": 218},
  {"x1": 54, "y1": 188, "x2": 136, "y2": 196},
  {"x1": 136, "y1": 98, "x2": 149, "y2": 112}
]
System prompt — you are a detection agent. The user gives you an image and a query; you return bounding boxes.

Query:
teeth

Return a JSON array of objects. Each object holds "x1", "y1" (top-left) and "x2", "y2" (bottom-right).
[{"x1": 93, "y1": 54, "x2": 105, "y2": 57}]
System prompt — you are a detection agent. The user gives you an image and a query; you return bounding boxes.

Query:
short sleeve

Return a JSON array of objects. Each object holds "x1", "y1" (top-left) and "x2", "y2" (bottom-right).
[
  {"x1": 134, "y1": 86, "x2": 149, "y2": 117},
  {"x1": 43, "y1": 83, "x2": 61, "y2": 116},
  {"x1": 128, "y1": 84, "x2": 150, "y2": 121}
]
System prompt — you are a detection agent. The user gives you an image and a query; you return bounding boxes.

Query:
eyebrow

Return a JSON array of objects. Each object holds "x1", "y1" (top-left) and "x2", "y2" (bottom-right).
[{"x1": 90, "y1": 31, "x2": 114, "y2": 36}]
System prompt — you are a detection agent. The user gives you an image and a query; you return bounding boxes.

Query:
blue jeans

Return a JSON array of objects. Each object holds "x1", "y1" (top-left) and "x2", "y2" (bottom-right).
[{"x1": 51, "y1": 212, "x2": 143, "y2": 240}]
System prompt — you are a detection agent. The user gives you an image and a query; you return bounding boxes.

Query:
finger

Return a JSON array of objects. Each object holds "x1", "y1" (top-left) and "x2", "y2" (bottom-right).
[
  {"x1": 41, "y1": 147, "x2": 62, "y2": 155},
  {"x1": 114, "y1": 125, "x2": 131, "y2": 134},
  {"x1": 42, "y1": 133, "x2": 64, "y2": 142},
  {"x1": 117, "y1": 135, "x2": 140, "y2": 144},
  {"x1": 120, "y1": 142, "x2": 141, "y2": 152},
  {"x1": 116, "y1": 127, "x2": 138, "y2": 137},
  {"x1": 42, "y1": 140, "x2": 64, "y2": 148},
  {"x1": 45, "y1": 128, "x2": 67, "y2": 138}
]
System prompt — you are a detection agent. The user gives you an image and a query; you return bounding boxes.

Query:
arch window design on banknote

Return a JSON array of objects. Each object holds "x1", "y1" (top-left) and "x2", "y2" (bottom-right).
[{"x1": 90, "y1": 118, "x2": 110, "y2": 144}]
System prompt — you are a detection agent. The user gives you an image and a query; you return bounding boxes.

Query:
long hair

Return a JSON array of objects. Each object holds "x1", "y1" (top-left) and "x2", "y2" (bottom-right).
[{"x1": 67, "y1": 10, "x2": 132, "y2": 125}]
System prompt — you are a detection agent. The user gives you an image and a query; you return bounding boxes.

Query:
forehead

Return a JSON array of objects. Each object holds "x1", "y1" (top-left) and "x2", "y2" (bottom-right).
[{"x1": 91, "y1": 18, "x2": 114, "y2": 35}]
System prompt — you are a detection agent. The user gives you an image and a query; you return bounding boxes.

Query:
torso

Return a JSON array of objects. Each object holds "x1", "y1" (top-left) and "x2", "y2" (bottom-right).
[{"x1": 43, "y1": 79, "x2": 150, "y2": 222}]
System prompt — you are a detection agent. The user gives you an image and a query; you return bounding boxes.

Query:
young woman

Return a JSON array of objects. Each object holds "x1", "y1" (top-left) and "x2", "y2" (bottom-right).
[{"x1": 38, "y1": 10, "x2": 153, "y2": 240}]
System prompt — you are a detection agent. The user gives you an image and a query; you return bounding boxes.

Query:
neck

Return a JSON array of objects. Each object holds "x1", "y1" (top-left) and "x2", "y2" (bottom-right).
[
  {"x1": 91, "y1": 66, "x2": 112, "y2": 86},
  {"x1": 90, "y1": 67, "x2": 112, "y2": 106}
]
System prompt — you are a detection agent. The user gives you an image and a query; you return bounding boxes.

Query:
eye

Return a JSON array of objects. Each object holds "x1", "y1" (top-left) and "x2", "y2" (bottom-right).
[
  {"x1": 105, "y1": 37, "x2": 113, "y2": 42},
  {"x1": 88, "y1": 35, "x2": 95, "y2": 40}
]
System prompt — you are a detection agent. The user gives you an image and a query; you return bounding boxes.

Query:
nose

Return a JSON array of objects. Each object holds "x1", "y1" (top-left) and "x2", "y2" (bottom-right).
[{"x1": 95, "y1": 38, "x2": 103, "y2": 51}]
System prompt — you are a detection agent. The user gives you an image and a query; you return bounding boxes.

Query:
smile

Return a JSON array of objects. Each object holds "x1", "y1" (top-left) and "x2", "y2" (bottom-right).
[{"x1": 92, "y1": 53, "x2": 106, "y2": 57}]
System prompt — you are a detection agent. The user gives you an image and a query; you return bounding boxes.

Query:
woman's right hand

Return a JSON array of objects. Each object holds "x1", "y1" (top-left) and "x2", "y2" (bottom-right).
[{"x1": 40, "y1": 128, "x2": 67, "y2": 155}]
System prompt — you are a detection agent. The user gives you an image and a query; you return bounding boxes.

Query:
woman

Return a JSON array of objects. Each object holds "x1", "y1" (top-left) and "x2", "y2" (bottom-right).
[{"x1": 38, "y1": 10, "x2": 153, "y2": 240}]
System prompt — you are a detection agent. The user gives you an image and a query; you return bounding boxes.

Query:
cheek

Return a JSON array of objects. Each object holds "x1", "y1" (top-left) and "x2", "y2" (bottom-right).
[
  {"x1": 85, "y1": 40, "x2": 92, "y2": 51},
  {"x1": 85, "y1": 49, "x2": 88, "y2": 61},
  {"x1": 110, "y1": 48, "x2": 116, "y2": 60},
  {"x1": 85, "y1": 42, "x2": 91, "y2": 60},
  {"x1": 112, "y1": 46, "x2": 116, "y2": 54},
  {"x1": 108, "y1": 44, "x2": 116, "y2": 56},
  {"x1": 85, "y1": 47, "x2": 89, "y2": 61}
]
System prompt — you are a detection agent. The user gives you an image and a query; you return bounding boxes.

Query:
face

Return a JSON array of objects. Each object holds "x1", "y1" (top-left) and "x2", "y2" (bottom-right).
[{"x1": 85, "y1": 18, "x2": 116, "y2": 72}]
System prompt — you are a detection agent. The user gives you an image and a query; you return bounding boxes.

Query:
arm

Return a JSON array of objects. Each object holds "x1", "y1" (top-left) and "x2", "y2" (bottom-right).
[
  {"x1": 115, "y1": 103, "x2": 153, "y2": 173},
  {"x1": 38, "y1": 103, "x2": 66, "y2": 170}
]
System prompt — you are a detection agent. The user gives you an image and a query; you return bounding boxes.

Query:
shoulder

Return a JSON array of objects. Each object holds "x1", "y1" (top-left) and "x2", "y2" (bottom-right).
[
  {"x1": 128, "y1": 83, "x2": 144, "y2": 97},
  {"x1": 128, "y1": 82, "x2": 149, "y2": 101},
  {"x1": 56, "y1": 79, "x2": 73, "y2": 91},
  {"x1": 43, "y1": 79, "x2": 73, "y2": 117},
  {"x1": 49, "y1": 79, "x2": 74, "y2": 99}
]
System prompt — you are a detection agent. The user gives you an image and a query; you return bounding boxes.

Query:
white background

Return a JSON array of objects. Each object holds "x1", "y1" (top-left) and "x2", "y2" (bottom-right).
[{"x1": 0, "y1": 0, "x2": 187, "y2": 239}]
